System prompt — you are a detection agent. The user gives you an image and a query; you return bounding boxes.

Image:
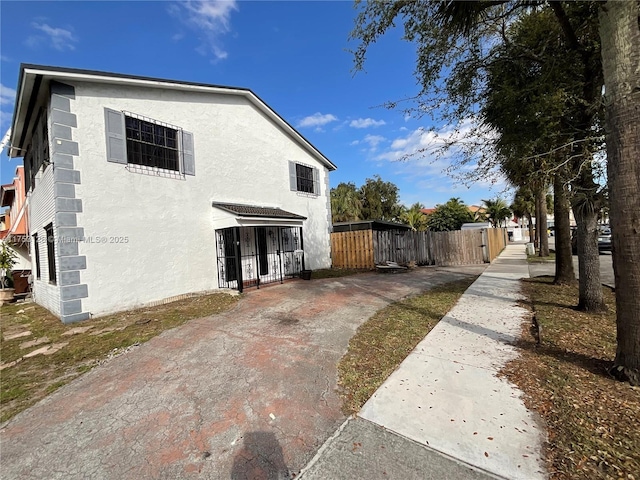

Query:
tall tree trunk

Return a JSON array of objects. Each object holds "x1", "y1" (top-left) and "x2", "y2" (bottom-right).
[
  {"x1": 573, "y1": 203, "x2": 605, "y2": 311},
  {"x1": 527, "y1": 213, "x2": 535, "y2": 245},
  {"x1": 536, "y1": 189, "x2": 550, "y2": 257},
  {"x1": 553, "y1": 175, "x2": 576, "y2": 285},
  {"x1": 599, "y1": 0, "x2": 640, "y2": 385},
  {"x1": 533, "y1": 193, "x2": 540, "y2": 250}
]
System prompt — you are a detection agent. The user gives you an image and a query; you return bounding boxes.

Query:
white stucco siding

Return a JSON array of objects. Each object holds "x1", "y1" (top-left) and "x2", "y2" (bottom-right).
[
  {"x1": 10, "y1": 245, "x2": 31, "y2": 271},
  {"x1": 28, "y1": 166, "x2": 61, "y2": 315},
  {"x1": 69, "y1": 82, "x2": 331, "y2": 316}
]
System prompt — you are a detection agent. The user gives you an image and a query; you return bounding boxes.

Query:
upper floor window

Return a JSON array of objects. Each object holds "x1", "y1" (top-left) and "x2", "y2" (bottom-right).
[
  {"x1": 24, "y1": 108, "x2": 50, "y2": 192},
  {"x1": 104, "y1": 108, "x2": 195, "y2": 176},
  {"x1": 296, "y1": 164, "x2": 314, "y2": 193},
  {"x1": 125, "y1": 115, "x2": 179, "y2": 171},
  {"x1": 289, "y1": 161, "x2": 320, "y2": 196}
]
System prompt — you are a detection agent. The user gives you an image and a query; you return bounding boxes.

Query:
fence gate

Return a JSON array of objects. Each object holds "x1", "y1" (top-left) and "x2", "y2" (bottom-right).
[{"x1": 216, "y1": 226, "x2": 303, "y2": 292}]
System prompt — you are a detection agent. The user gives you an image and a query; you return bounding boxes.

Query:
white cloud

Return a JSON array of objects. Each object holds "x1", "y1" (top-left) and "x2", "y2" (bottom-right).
[
  {"x1": 297, "y1": 112, "x2": 338, "y2": 129},
  {"x1": 0, "y1": 84, "x2": 16, "y2": 106},
  {"x1": 175, "y1": 0, "x2": 238, "y2": 61},
  {"x1": 377, "y1": 119, "x2": 481, "y2": 164},
  {"x1": 375, "y1": 119, "x2": 507, "y2": 196},
  {"x1": 349, "y1": 117, "x2": 386, "y2": 129},
  {"x1": 363, "y1": 134, "x2": 385, "y2": 149},
  {"x1": 350, "y1": 140, "x2": 360, "y2": 146},
  {"x1": 30, "y1": 23, "x2": 77, "y2": 51},
  {"x1": 0, "y1": 55, "x2": 11, "y2": 62}
]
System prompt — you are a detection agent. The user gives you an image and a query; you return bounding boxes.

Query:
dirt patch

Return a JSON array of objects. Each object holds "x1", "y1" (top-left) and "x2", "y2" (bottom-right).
[{"x1": 0, "y1": 293, "x2": 238, "y2": 422}]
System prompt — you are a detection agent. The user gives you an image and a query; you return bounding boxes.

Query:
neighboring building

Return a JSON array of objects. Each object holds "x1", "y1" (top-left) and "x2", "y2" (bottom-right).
[
  {"x1": 421, "y1": 205, "x2": 487, "y2": 219},
  {"x1": 0, "y1": 166, "x2": 31, "y2": 294},
  {"x1": 8, "y1": 64, "x2": 336, "y2": 322}
]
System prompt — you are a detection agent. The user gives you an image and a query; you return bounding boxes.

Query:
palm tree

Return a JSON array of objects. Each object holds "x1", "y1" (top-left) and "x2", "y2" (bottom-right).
[
  {"x1": 401, "y1": 203, "x2": 427, "y2": 231},
  {"x1": 482, "y1": 198, "x2": 512, "y2": 228}
]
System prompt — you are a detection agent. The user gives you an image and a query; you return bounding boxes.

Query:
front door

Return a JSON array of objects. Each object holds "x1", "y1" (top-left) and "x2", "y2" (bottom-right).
[{"x1": 216, "y1": 226, "x2": 303, "y2": 291}]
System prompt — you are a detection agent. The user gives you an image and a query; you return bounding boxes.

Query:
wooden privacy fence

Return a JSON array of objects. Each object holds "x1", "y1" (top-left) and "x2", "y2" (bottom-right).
[
  {"x1": 330, "y1": 228, "x2": 508, "y2": 269},
  {"x1": 484, "y1": 227, "x2": 508, "y2": 262},
  {"x1": 330, "y1": 230, "x2": 375, "y2": 269}
]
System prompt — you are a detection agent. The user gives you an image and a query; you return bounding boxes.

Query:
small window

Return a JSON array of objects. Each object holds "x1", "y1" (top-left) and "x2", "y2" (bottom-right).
[
  {"x1": 33, "y1": 233, "x2": 41, "y2": 280},
  {"x1": 296, "y1": 164, "x2": 314, "y2": 193},
  {"x1": 289, "y1": 161, "x2": 319, "y2": 195},
  {"x1": 45, "y1": 223, "x2": 56, "y2": 285},
  {"x1": 105, "y1": 108, "x2": 195, "y2": 176},
  {"x1": 125, "y1": 115, "x2": 180, "y2": 171}
]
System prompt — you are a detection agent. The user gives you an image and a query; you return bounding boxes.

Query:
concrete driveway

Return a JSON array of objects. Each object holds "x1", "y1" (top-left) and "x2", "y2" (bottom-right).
[{"x1": 0, "y1": 265, "x2": 485, "y2": 480}]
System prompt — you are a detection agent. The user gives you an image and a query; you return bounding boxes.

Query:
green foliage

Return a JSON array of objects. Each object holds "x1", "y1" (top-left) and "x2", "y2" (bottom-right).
[
  {"x1": 511, "y1": 187, "x2": 535, "y2": 220},
  {"x1": 359, "y1": 175, "x2": 403, "y2": 222},
  {"x1": 483, "y1": 5, "x2": 603, "y2": 197},
  {"x1": 331, "y1": 182, "x2": 362, "y2": 223},
  {"x1": 331, "y1": 176, "x2": 404, "y2": 224},
  {"x1": 482, "y1": 198, "x2": 512, "y2": 228},
  {"x1": 350, "y1": 2, "x2": 604, "y2": 193},
  {"x1": 0, "y1": 243, "x2": 17, "y2": 289},
  {"x1": 426, "y1": 197, "x2": 474, "y2": 232},
  {"x1": 400, "y1": 203, "x2": 427, "y2": 231}
]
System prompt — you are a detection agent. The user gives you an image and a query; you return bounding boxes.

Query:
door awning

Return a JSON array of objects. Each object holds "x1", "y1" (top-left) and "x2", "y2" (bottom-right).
[{"x1": 211, "y1": 202, "x2": 307, "y2": 221}]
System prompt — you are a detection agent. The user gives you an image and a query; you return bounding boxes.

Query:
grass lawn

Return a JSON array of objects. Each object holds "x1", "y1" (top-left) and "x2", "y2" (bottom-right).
[
  {"x1": 337, "y1": 276, "x2": 478, "y2": 415},
  {"x1": 527, "y1": 252, "x2": 556, "y2": 263},
  {"x1": 0, "y1": 293, "x2": 238, "y2": 423},
  {"x1": 503, "y1": 277, "x2": 639, "y2": 479}
]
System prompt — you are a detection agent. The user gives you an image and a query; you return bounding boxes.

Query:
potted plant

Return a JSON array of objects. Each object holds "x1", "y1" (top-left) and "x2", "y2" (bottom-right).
[{"x1": 0, "y1": 242, "x2": 17, "y2": 304}]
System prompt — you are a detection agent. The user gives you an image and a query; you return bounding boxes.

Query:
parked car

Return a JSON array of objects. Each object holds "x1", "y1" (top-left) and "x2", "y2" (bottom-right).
[
  {"x1": 571, "y1": 228, "x2": 612, "y2": 254},
  {"x1": 598, "y1": 229, "x2": 612, "y2": 253}
]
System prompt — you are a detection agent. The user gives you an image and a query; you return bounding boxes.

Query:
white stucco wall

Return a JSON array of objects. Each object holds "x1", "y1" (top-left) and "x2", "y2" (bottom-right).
[
  {"x1": 28, "y1": 166, "x2": 61, "y2": 315},
  {"x1": 68, "y1": 81, "x2": 332, "y2": 316},
  {"x1": 10, "y1": 244, "x2": 31, "y2": 270}
]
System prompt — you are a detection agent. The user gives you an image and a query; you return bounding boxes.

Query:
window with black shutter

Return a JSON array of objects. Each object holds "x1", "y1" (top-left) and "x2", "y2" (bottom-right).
[{"x1": 104, "y1": 108, "x2": 195, "y2": 176}]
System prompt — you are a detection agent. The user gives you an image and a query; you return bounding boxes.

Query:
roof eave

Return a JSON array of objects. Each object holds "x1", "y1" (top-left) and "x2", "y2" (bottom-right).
[{"x1": 10, "y1": 64, "x2": 338, "y2": 171}]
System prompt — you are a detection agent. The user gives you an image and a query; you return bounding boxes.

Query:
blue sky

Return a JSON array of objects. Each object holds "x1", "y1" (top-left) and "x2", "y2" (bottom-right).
[{"x1": 1, "y1": 0, "x2": 507, "y2": 208}]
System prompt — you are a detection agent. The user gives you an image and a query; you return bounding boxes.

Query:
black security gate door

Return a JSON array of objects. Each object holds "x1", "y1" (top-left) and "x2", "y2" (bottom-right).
[
  {"x1": 216, "y1": 228, "x2": 242, "y2": 290},
  {"x1": 257, "y1": 227, "x2": 269, "y2": 276},
  {"x1": 216, "y1": 226, "x2": 303, "y2": 292}
]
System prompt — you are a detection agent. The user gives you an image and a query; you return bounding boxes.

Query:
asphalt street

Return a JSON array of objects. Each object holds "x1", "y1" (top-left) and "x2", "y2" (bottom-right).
[{"x1": 528, "y1": 238, "x2": 614, "y2": 288}]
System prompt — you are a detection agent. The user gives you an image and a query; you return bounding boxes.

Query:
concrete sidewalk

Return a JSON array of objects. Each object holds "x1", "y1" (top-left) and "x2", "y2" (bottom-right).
[{"x1": 299, "y1": 244, "x2": 547, "y2": 480}]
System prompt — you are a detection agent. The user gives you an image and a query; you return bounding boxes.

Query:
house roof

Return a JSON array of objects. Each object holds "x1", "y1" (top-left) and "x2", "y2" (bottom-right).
[
  {"x1": 8, "y1": 64, "x2": 337, "y2": 171},
  {"x1": 212, "y1": 202, "x2": 307, "y2": 220},
  {"x1": 420, "y1": 208, "x2": 436, "y2": 215},
  {"x1": 468, "y1": 205, "x2": 487, "y2": 213}
]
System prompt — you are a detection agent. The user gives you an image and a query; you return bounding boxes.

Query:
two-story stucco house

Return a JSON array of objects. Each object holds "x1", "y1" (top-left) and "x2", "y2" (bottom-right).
[{"x1": 8, "y1": 64, "x2": 336, "y2": 323}]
